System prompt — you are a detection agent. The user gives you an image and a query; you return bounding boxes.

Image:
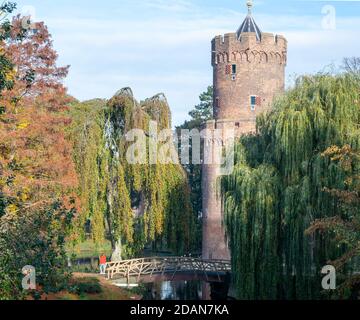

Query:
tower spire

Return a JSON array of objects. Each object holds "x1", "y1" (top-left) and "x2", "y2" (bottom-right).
[
  {"x1": 247, "y1": 0, "x2": 253, "y2": 15},
  {"x1": 237, "y1": 0, "x2": 261, "y2": 41}
]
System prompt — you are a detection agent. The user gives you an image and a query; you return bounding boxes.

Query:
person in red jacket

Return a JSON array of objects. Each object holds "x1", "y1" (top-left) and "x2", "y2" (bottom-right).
[{"x1": 99, "y1": 254, "x2": 107, "y2": 275}]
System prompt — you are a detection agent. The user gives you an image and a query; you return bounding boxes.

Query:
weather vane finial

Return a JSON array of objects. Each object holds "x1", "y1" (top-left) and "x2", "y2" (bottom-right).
[{"x1": 246, "y1": 0, "x2": 253, "y2": 15}]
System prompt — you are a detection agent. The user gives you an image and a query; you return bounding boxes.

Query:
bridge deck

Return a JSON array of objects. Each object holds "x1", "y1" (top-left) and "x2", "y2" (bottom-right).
[{"x1": 105, "y1": 257, "x2": 231, "y2": 283}]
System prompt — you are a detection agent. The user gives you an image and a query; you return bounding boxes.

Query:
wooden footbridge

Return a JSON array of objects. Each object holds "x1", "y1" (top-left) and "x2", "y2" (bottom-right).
[{"x1": 105, "y1": 257, "x2": 231, "y2": 284}]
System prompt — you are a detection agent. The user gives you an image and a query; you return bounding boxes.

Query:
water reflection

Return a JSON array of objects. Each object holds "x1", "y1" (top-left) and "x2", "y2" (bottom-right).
[{"x1": 143, "y1": 281, "x2": 202, "y2": 300}]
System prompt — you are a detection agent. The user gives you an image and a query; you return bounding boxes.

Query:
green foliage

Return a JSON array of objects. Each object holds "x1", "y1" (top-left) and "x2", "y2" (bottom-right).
[
  {"x1": 68, "y1": 99, "x2": 110, "y2": 245},
  {"x1": 176, "y1": 86, "x2": 214, "y2": 251},
  {"x1": 188, "y1": 86, "x2": 213, "y2": 122},
  {"x1": 71, "y1": 278, "x2": 102, "y2": 295},
  {"x1": 305, "y1": 145, "x2": 360, "y2": 298},
  {"x1": 69, "y1": 92, "x2": 195, "y2": 257},
  {"x1": 0, "y1": 53, "x2": 14, "y2": 93},
  {"x1": 0, "y1": 203, "x2": 74, "y2": 299},
  {"x1": 222, "y1": 74, "x2": 360, "y2": 299},
  {"x1": 0, "y1": 1, "x2": 16, "y2": 93}
]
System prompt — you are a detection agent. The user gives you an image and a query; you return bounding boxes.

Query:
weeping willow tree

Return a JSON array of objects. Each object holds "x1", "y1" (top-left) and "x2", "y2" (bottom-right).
[
  {"x1": 68, "y1": 89, "x2": 195, "y2": 259},
  {"x1": 222, "y1": 74, "x2": 360, "y2": 299}
]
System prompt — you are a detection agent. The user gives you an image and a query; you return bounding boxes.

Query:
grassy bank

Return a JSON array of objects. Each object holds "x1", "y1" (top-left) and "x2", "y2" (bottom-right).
[
  {"x1": 66, "y1": 240, "x2": 113, "y2": 259},
  {"x1": 28, "y1": 273, "x2": 142, "y2": 301}
]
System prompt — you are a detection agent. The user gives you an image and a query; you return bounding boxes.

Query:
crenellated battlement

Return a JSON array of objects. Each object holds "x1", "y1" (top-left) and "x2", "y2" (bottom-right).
[{"x1": 212, "y1": 32, "x2": 287, "y2": 66}]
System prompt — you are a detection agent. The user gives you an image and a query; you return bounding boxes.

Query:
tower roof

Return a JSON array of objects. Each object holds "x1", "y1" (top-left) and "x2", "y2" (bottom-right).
[{"x1": 236, "y1": 0, "x2": 262, "y2": 41}]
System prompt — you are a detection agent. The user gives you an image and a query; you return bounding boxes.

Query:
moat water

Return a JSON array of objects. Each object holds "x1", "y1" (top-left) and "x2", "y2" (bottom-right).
[{"x1": 142, "y1": 280, "x2": 203, "y2": 300}]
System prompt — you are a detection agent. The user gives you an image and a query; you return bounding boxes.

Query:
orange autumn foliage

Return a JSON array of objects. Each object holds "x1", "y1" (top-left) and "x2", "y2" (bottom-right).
[{"x1": 0, "y1": 16, "x2": 79, "y2": 213}]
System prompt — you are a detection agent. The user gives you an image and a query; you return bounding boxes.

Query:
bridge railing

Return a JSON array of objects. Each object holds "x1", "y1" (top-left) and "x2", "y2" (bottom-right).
[{"x1": 105, "y1": 257, "x2": 231, "y2": 282}]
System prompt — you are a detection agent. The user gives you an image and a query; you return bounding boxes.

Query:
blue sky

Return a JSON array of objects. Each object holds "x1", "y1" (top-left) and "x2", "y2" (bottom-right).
[{"x1": 12, "y1": 0, "x2": 360, "y2": 126}]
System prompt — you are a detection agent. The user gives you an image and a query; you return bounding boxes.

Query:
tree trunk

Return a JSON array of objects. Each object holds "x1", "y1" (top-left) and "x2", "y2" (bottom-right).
[{"x1": 111, "y1": 239, "x2": 123, "y2": 262}]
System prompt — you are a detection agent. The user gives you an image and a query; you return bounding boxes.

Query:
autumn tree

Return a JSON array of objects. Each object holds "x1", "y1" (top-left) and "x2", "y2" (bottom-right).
[
  {"x1": 0, "y1": 15, "x2": 77, "y2": 211},
  {"x1": 0, "y1": 9, "x2": 78, "y2": 299}
]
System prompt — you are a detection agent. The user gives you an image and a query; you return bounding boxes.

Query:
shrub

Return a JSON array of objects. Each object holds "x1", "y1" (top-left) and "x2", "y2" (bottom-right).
[{"x1": 74, "y1": 278, "x2": 102, "y2": 295}]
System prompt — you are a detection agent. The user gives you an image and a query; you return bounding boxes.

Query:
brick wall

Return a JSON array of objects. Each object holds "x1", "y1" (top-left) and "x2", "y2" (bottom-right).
[{"x1": 202, "y1": 31, "x2": 287, "y2": 261}]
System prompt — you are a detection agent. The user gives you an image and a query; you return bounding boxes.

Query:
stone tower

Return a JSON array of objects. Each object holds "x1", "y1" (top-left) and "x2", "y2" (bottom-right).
[{"x1": 202, "y1": 1, "x2": 287, "y2": 260}]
